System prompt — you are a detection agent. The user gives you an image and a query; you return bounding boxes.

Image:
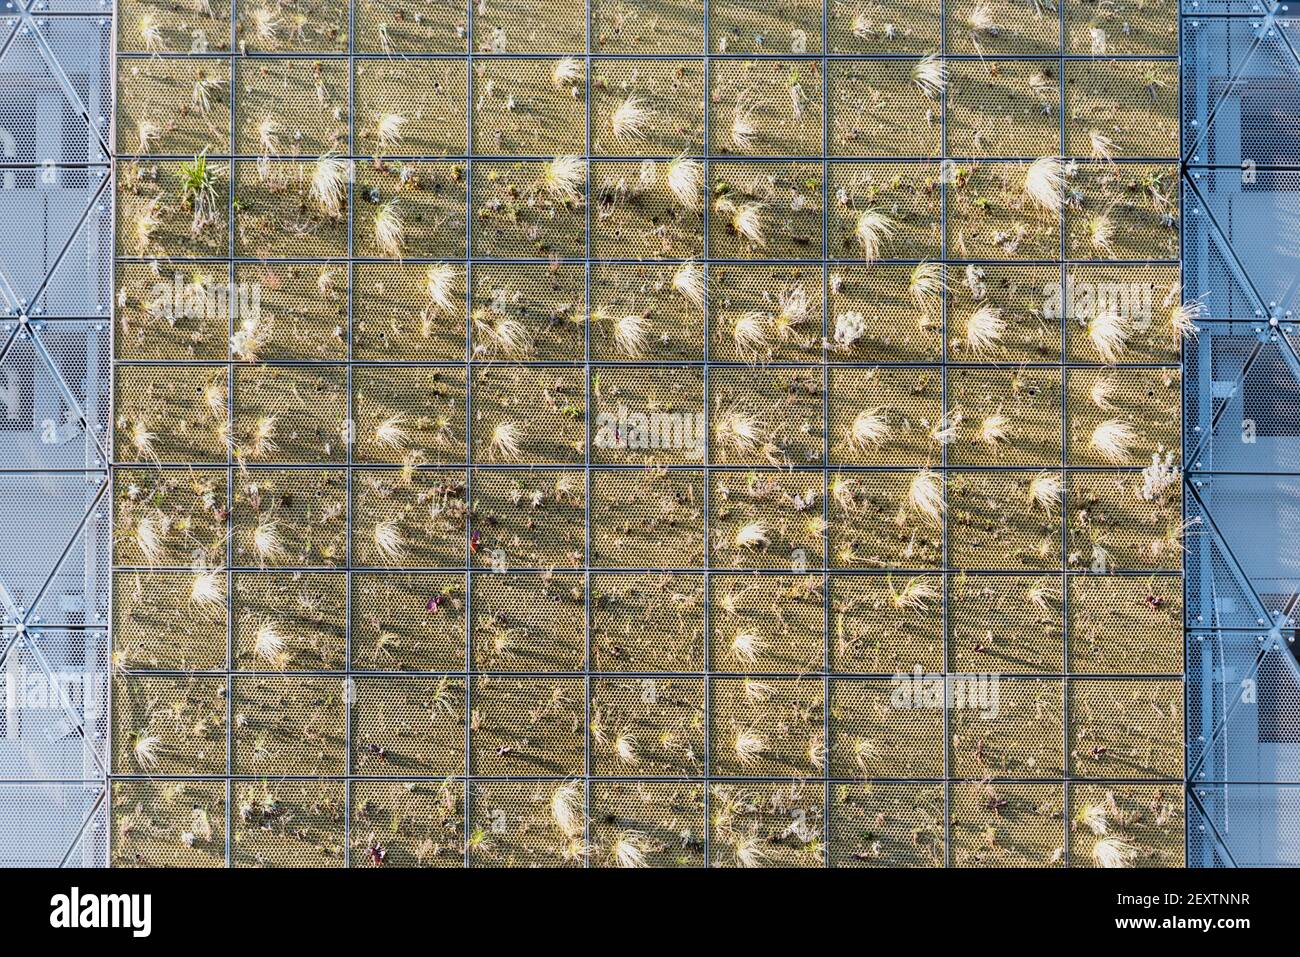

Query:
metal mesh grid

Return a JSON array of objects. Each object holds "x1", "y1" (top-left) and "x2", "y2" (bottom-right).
[
  {"x1": 587, "y1": 779, "x2": 706, "y2": 866},
  {"x1": 948, "y1": 780, "x2": 1064, "y2": 866},
  {"x1": 231, "y1": 779, "x2": 346, "y2": 867},
  {"x1": 112, "y1": 779, "x2": 227, "y2": 867},
  {"x1": 101, "y1": 0, "x2": 1189, "y2": 869},
  {"x1": 827, "y1": 780, "x2": 945, "y2": 865},
  {"x1": 349, "y1": 779, "x2": 464, "y2": 866}
]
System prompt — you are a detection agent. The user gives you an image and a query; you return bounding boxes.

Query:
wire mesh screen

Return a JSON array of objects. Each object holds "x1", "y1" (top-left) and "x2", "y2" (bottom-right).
[
  {"x1": 108, "y1": 0, "x2": 1186, "y2": 868},
  {"x1": 0, "y1": 6, "x2": 112, "y2": 866},
  {"x1": 1182, "y1": 5, "x2": 1300, "y2": 866}
]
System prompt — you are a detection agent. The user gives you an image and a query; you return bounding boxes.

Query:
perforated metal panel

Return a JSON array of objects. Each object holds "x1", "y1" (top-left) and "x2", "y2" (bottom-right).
[
  {"x1": 0, "y1": 1, "x2": 111, "y2": 867},
  {"x1": 1183, "y1": 3, "x2": 1300, "y2": 868},
  {"x1": 99, "y1": 0, "x2": 1191, "y2": 870}
]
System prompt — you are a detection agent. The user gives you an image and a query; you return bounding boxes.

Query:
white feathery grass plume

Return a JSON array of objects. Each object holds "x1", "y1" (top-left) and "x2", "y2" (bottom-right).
[
  {"x1": 1170, "y1": 297, "x2": 1204, "y2": 340},
  {"x1": 134, "y1": 197, "x2": 163, "y2": 252},
  {"x1": 964, "y1": 305, "x2": 1005, "y2": 353},
  {"x1": 191, "y1": 72, "x2": 224, "y2": 114},
  {"x1": 732, "y1": 310, "x2": 771, "y2": 358},
  {"x1": 1027, "y1": 470, "x2": 1062, "y2": 512},
  {"x1": 611, "y1": 313, "x2": 651, "y2": 357},
  {"x1": 773, "y1": 285, "x2": 811, "y2": 340},
  {"x1": 488, "y1": 420, "x2": 523, "y2": 460},
  {"x1": 373, "y1": 519, "x2": 409, "y2": 562},
  {"x1": 474, "y1": 313, "x2": 531, "y2": 358},
  {"x1": 251, "y1": 518, "x2": 287, "y2": 566},
  {"x1": 731, "y1": 202, "x2": 767, "y2": 247},
  {"x1": 541, "y1": 155, "x2": 586, "y2": 201},
  {"x1": 910, "y1": 261, "x2": 947, "y2": 312},
  {"x1": 256, "y1": 114, "x2": 282, "y2": 155},
  {"x1": 891, "y1": 575, "x2": 939, "y2": 610},
  {"x1": 1153, "y1": 516, "x2": 1200, "y2": 560},
  {"x1": 1088, "y1": 306, "x2": 1130, "y2": 363},
  {"x1": 139, "y1": 13, "x2": 164, "y2": 53},
  {"x1": 249, "y1": 6, "x2": 280, "y2": 44},
  {"x1": 913, "y1": 54, "x2": 946, "y2": 99},
  {"x1": 967, "y1": 2, "x2": 1000, "y2": 52},
  {"x1": 854, "y1": 208, "x2": 896, "y2": 263},
  {"x1": 609, "y1": 831, "x2": 654, "y2": 868},
  {"x1": 253, "y1": 618, "x2": 286, "y2": 664},
  {"x1": 560, "y1": 837, "x2": 596, "y2": 862},
  {"x1": 203, "y1": 381, "x2": 228, "y2": 419},
  {"x1": 375, "y1": 112, "x2": 407, "y2": 154},
  {"x1": 1089, "y1": 419, "x2": 1139, "y2": 464},
  {"x1": 1024, "y1": 156, "x2": 1064, "y2": 213},
  {"x1": 729, "y1": 630, "x2": 766, "y2": 666},
  {"x1": 1026, "y1": 579, "x2": 1060, "y2": 612},
  {"x1": 613, "y1": 730, "x2": 640, "y2": 765},
  {"x1": 734, "y1": 728, "x2": 768, "y2": 764},
  {"x1": 551, "y1": 57, "x2": 585, "y2": 90},
  {"x1": 610, "y1": 95, "x2": 653, "y2": 141},
  {"x1": 666, "y1": 157, "x2": 703, "y2": 209},
  {"x1": 190, "y1": 569, "x2": 226, "y2": 606},
  {"x1": 425, "y1": 264, "x2": 458, "y2": 313},
  {"x1": 1085, "y1": 211, "x2": 1115, "y2": 257},
  {"x1": 979, "y1": 411, "x2": 1011, "y2": 445},
  {"x1": 734, "y1": 833, "x2": 772, "y2": 868},
  {"x1": 137, "y1": 118, "x2": 161, "y2": 153},
  {"x1": 715, "y1": 409, "x2": 763, "y2": 454},
  {"x1": 245, "y1": 414, "x2": 278, "y2": 458},
  {"x1": 853, "y1": 737, "x2": 879, "y2": 773},
  {"x1": 730, "y1": 102, "x2": 758, "y2": 151},
  {"x1": 133, "y1": 514, "x2": 165, "y2": 565},
  {"x1": 373, "y1": 200, "x2": 405, "y2": 258},
  {"x1": 672, "y1": 260, "x2": 706, "y2": 306},
  {"x1": 128, "y1": 421, "x2": 157, "y2": 461},
  {"x1": 907, "y1": 467, "x2": 945, "y2": 523},
  {"x1": 1138, "y1": 449, "x2": 1180, "y2": 502},
  {"x1": 549, "y1": 782, "x2": 583, "y2": 838},
  {"x1": 554, "y1": 471, "x2": 584, "y2": 505},
  {"x1": 1089, "y1": 130, "x2": 1118, "y2": 163},
  {"x1": 230, "y1": 313, "x2": 270, "y2": 361},
  {"x1": 845, "y1": 408, "x2": 891, "y2": 452},
  {"x1": 310, "y1": 155, "x2": 349, "y2": 219},
  {"x1": 808, "y1": 731, "x2": 827, "y2": 771},
  {"x1": 1077, "y1": 803, "x2": 1109, "y2": 836},
  {"x1": 374, "y1": 413, "x2": 409, "y2": 450},
  {"x1": 1028, "y1": 69, "x2": 1055, "y2": 101},
  {"x1": 1090, "y1": 377, "x2": 1117, "y2": 410},
  {"x1": 133, "y1": 732, "x2": 162, "y2": 770},
  {"x1": 1092, "y1": 837, "x2": 1138, "y2": 868}
]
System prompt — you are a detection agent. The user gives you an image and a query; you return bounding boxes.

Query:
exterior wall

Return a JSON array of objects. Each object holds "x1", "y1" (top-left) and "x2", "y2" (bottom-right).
[
  {"x1": 0, "y1": 8, "x2": 113, "y2": 866},
  {"x1": 1183, "y1": 6, "x2": 1300, "y2": 866},
  {"x1": 105, "y1": 0, "x2": 1186, "y2": 868},
  {"x1": 0, "y1": 0, "x2": 1198, "y2": 868}
]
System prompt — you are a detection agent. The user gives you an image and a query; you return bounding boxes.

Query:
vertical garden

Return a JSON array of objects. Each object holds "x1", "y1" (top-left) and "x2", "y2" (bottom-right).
[{"x1": 110, "y1": 0, "x2": 1186, "y2": 866}]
